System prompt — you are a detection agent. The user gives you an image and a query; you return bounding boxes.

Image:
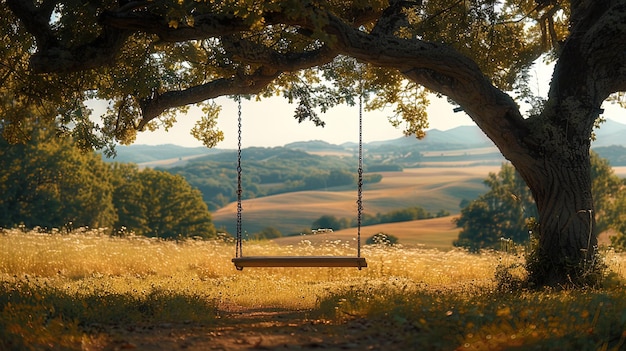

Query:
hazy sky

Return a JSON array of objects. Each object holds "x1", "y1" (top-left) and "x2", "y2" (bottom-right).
[
  {"x1": 132, "y1": 94, "x2": 626, "y2": 150},
  {"x1": 132, "y1": 94, "x2": 475, "y2": 149},
  {"x1": 127, "y1": 62, "x2": 625, "y2": 149}
]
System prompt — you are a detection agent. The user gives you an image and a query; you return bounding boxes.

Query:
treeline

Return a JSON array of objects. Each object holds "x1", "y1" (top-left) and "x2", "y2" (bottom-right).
[
  {"x1": 166, "y1": 147, "x2": 385, "y2": 210},
  {"x1": 310, "y1": 207, "x2": 450, "y2": 232},
  {"x1": 0, "y1": 128, "x2": 216, "y2": 239}
]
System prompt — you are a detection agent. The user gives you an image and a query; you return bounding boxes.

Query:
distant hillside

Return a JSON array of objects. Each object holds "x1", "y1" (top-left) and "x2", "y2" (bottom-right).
[
  {"x1": 103, "y1": 144, "x2": 222, "y2": 164},
  {"x1": 163, "y1": 146, "x2": 373, "y2": 210},
  {"x1": 367, "y1": 125, "x2": 492, "y2": 150},
  {"x1": 106, "y1": 119, "x2": 626, "y2": 167},
  {"x1": 211, "y1": 166, "x2": 497, "y2": 236},
  {"x1": 591, "y1": 119, "x2": 626, "y2": 147},
  {"x1": 285, "y1": 140, "x2": 348, "y2": 153}
]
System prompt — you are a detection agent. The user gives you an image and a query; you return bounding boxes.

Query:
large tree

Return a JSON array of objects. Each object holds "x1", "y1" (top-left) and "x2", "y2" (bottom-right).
[{"x1": 3, "y1": 0, "x2": 626, "y2": 287}]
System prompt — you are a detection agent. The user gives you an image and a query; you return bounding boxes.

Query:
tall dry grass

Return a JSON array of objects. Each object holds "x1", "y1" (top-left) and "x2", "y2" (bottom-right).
[
  {"x1": 0, "y1": 229, "x2": 492, "y2": 310},
  {"x1": 2, "y1": 228, "x2": 626, "y2": 350}
]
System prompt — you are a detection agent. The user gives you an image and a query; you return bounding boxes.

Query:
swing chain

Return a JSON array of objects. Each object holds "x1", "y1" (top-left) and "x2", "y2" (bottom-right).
[
  {"x1": 233, "y1": 77, "x2": 366, "y2": 268},
  {"x1": 235, "y1": 96, "x2": 243, "y2": 261},
  {"x1": 356, "y1": 70, "x2": 364, "y2": 259}
]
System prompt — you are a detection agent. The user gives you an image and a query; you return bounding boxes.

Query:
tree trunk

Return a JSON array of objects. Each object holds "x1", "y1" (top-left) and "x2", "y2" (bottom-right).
[
  {"x1": 522, "y1": 158, "x2": 599, "y2": 288},
  {"x1": 511, "y1": 109, "x2": 600, "y2": 288}
]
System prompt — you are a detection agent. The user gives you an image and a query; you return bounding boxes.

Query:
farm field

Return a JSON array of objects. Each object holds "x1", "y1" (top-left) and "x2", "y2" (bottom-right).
[
  {"x1": 212, "y1": 166, "x2": 500, "y2": 236},
  {"x1": 613, "y1": 166, "x2": 626, "y2": 177},
  {"x1": 274, "y1": 215, "x2": 460, "y2": 250},
  {"x1": 3, "y1": 228, "x2": 626, "y2": 350}
]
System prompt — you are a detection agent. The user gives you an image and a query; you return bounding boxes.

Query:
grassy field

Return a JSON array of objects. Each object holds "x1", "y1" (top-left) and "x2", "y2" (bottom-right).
[
  {"x1": 2, "y1": 228, "x2": 626, "y2": 350},
  {"x1": 273, "y1": 216, "x2": 460, "y2": 249},
  {"x1": 212, "y1": 166, "x2": 499, "y2": 236},
  {"x1": 2, "y1": 165, "x2": 625, "y2": 350}
]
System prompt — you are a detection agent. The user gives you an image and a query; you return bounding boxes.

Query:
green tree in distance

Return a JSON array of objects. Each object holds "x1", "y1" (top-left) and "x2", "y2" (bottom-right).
[
  {"x1": 454, "y1": 163, "x2": 537, "y2": 252},
  {"x1": 4, "y1": 1, "x2": 626, "y2": 287},
  {"x1": 110, "y1": 163, "x2": 151, "y2": 235},
  {"x1": 312, "y1": 215, "x2": 349, "y2": 231},
  {"x1": 112, "y1": 165, "x2": 217, "y2": 239},
  {"x1": 589, "y1": 153, "x2": 623, "y2": 235},
  {"x1": 252, "y1": 226, "x2": 283, "y2": 240},
  {"x1": 0, "y1": 124, "x2": 117, "y2": 229}
]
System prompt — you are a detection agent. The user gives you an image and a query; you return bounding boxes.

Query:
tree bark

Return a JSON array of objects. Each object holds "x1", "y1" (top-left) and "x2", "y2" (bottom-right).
[{"x1": 518, "y1": 152, "x2": 598, "y2": 288}]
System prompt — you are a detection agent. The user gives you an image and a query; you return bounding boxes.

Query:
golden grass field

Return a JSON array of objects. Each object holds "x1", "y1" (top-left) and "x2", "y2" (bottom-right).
[
  {"x1": 3, "y1": 165, "x2": 626, "y2": 350},
  {"x1": 274, "y1": 216, "x2": 459, "y2": 249},
  {"x1": 3, "y1": 228, "x2": 626, "y2": 350}
]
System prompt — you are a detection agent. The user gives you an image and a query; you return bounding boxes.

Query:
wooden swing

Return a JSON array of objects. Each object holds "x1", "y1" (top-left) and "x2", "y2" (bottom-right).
[{"x1": 232, "y1": 92, "x2": 368, "y2": 270}]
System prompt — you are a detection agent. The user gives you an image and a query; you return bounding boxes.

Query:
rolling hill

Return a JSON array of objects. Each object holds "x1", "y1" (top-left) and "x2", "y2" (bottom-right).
[{"x1": 211, "y1": 166, "x2": 500, "y2": 246}]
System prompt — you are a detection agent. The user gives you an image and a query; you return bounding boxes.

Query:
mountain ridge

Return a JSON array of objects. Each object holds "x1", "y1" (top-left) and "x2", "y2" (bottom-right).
[{"x1": 106, "y1": 121, "x2": 626, "y2": 166}]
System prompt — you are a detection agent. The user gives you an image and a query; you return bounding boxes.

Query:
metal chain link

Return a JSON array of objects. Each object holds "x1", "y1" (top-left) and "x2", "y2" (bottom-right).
[
  {"x1": 356, "y1": 81, "x2": 364, "y2": 259},
  {"x1": 235, "y1": 96, "x2": 243, "y2": 262}
]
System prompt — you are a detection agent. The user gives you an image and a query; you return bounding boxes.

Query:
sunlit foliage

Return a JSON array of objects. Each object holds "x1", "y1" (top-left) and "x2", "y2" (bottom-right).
[{"x1": 0, "y1": 0, "x2": 561, "y2": 149}]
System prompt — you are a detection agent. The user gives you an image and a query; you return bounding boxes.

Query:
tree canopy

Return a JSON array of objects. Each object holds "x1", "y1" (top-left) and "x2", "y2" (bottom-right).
[
  {"x1": 110, "y1": 163, "x2": 217, "y2": 238},
  {"x1": 0, "y1": 123, "x2": 116, "y2": 229},
  {"x1": 4, "y1": 0, "x2": 614, "y2": 149},
  {"x1": 4, "y1": 0, "x2": 626, "y2": 287}
]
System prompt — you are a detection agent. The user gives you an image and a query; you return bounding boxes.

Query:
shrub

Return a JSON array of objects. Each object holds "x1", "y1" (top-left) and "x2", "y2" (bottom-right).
[{"x1": 366, "y1": 232, "x2": 399, "y2": 246}]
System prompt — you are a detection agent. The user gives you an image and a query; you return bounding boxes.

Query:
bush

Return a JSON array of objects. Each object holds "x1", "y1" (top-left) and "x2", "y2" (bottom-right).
[
  {"x1": 251, "y1": 226, "x2": 282, "y2": 240},
  {"x1": 366, "y1": 232, "x2": 399, "y2": 246}
]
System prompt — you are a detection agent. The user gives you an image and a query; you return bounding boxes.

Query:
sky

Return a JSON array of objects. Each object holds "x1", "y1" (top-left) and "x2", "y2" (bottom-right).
[
  {"x1": 131, "y1": 94, "x2": 475, "y2": 149},
  {"x1": 127, "y1": 62, "x2": 625, "y2": 149}
]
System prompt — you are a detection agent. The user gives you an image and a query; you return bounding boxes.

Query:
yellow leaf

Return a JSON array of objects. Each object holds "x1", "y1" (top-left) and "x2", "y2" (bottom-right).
[{"x1": 168, "y1": 19, "x2": 178, "y2": 29}]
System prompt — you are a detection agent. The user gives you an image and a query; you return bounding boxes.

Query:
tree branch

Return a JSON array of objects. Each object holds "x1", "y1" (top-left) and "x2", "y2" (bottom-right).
[
  {"x1": 138, "y1": 68, "x2": 280, "y2": 130},
  {"x1": 100, "y1": 10, "x2": 250, "y2": 42},
  {"x1": 6, "y1": 0, "x2": 58, "y2": 50},
  {"x1": 138, "y1": 40, "x2": 339, "y2": 127},
  {"x1": 222, "y1": 35, "x2": 338, "y2": 70},
  {"x1": 580, "y1": 1, "x2": 626, "y2": 94},
  {"x1": 370, "y1": 0, "x2": 424, "y2": 36},
  {"x1": 316, "y1": 10, "x2": 530, "y2": 162},
  {"x1": 543, "y1": 0, "x2": 626, "y2": 137},
  {"x1": 8, "y1": 0, "x2": 133, "y2": 73}
]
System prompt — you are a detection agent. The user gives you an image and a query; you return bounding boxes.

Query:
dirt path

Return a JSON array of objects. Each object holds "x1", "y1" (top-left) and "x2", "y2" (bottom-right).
[{"x1": 92, "y1": 308, "x2": 385, "y2": 351}]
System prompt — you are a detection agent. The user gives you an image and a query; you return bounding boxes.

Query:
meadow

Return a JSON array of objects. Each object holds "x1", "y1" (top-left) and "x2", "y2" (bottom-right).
[{"x1": 2, "y1": 227, "x2": 626, "y2": 350}]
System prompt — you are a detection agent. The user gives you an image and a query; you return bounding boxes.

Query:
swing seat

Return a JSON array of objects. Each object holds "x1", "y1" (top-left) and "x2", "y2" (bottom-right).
[{"x1": 232, "y1": 256, "x2": 367, "y2": 269}]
